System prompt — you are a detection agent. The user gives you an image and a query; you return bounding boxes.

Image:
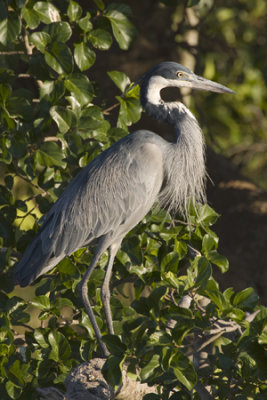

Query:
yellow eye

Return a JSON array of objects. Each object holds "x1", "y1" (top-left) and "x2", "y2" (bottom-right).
[{"x1": 177, "y1": 71, "x2": 184, "y2": 78}]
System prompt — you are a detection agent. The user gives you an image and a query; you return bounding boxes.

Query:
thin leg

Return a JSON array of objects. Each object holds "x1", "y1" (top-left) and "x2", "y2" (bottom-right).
[
  {"x1": 79, "y1": 239, "x2": 110, "y2": 357},
  {"x1": 101, "y1": 241, "x2": 121, "y2": 335}
]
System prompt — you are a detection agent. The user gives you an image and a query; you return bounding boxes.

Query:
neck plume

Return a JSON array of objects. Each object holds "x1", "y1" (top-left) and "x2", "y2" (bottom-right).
[{"x1": 143, "y1": 96, "x2": 207, "y2": 218}]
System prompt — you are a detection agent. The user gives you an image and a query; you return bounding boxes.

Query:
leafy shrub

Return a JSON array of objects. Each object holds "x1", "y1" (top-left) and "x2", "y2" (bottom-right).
[{"x1": 0, "y1": 1, "x2": 266, "y2": 399}]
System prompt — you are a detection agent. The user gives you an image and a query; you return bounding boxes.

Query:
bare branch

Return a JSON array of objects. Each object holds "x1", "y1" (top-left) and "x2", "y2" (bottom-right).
[{"x1": 103, "y1": 103, "x2": 120, "y2": 115}]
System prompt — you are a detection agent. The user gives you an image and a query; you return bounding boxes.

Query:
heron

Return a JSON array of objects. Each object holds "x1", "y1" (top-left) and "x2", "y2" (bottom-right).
[{"x1": 15, "y1": 61, "x2": 234, "y2": 357}]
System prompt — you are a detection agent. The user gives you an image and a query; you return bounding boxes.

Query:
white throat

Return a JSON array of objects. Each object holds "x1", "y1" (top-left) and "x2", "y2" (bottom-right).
[
  {"x1": 146, "y1": 75, "x2": 170, "y2": 105},
  {"x1": 146, "y1": 76, "x2": 197, "y2": 122}
]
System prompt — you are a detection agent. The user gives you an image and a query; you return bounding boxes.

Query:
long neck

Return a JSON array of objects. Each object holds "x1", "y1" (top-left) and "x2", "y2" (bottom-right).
[{"x1": 141, "y1": 83, "x2": 207, "y2": 216}]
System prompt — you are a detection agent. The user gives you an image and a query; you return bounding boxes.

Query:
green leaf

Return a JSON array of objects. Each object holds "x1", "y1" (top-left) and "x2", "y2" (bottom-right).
[
  {"x1": 171, "y1": 352, "x2": 197, "y2": 391},
  {"x1": 175, "y1": 240, "x2": 188, "y2": 259},
  {"x1": 149, "y1": 286, "x2": 167, "y2": 313},
  {"x1": 0, "y1": 83, "x2": 11, "y2": 105},
  {"x1": 40, "y1": 80, "x2": 65, "y2": 103},
  {"x1": 5, "y1": 380, "x2": 22, "y2": 399},
  {"x1": 196, "y1": 204, "x2": 219, "y2": 226},
  {"x1": 106, "y1": 3, "x2": 133, "y2": 15},
  {"x1": 117, "y1": 96, "x2": 141, "y2": 129},
  {"x1": 204, "y1": 280, "x2": 227, "y2": 311},
  {"x1": 105, "y1": 8, "x2": 137, "y2": 50},
  {"x1": 8, "y1": 360, "x2": 25, "y2": 386},
  {"x1": 48, "y1": 330, "x2": 71, "y2": 362},
  {"x1": 227, "y1": 307, "x2": 245, "y2": 321},
  {"x1": 34, "y1": 329, "x2": 49, "y2": 348},
  {"x1": 54, "y1": 297, "x2": 74, "y2": 309},
  {"x1": 10, "y1": 133, "x2": 27, "y2": 158},
  {"x1": 77, "y1": 13, "x2": 93, "y2": 32},
  {"x1": 187, "y1": 0, "x2": 200, "y2": 7},
  {"x1": 102, "y1": 334, "x2": 127, "y2": 356},
  {"x1": 57, "y1": 258, "x2": 77, "y2": 275},
  {"x1": 160, "y1": 251, "x2": 179, "y2": 272},
  {"x1": 50, "y1": 105, "x2": 76, "y2": 133},
  {"x1": 5, "y1": 175, "x2": 14, "y2": 190},
  {"x1": 233, "y1": 287, "x2": 259, "y2": 309},
  {"x1": 6, "y1": 95, "x2": 32, "y2": 120},
  {"x1": 208, "y1": 250, "x2": 229, "y2": 273},
  {"x1": 0, "y1": 13, "x2": 21, "y2": 45},
  {"x1": 30, "y1": 32, "x2": 51, "y2": 53},
  {"x1": 162, "y1": 271, "x2": 180, "y2": 289},
  {"x1": 35, "y1": 141, "x2": 67, "y2": 168},
  {"x1": 21, "y1": 6, "x2": 40, "y2": 29},
  {"x1": 31, "y1": 295, "x2": 50, "y2": 310},
  {"x1": 102, "y1": 354, "x2": 124, "y2": 387},
  {"x1": 89, "y1": 29, "x2": 112, "y2": 50},
  {"x1": 74, "y1": 42, "x2": 96, "y2": 71},
  {"x1": 6, "y1": 296, "x2": 25, "y2": 313},
  {"x1": 0, "y1": 185, "x2": 13, "y2": 205},
  {"x1": 45, "y1": 42, "x2": 73, "y2": 74},
  {"x1": 44, "y1": 22, "x2": 72, "y2": 42},
  {"x1": 194, "y1": 257, "x2": 212, "y2": 289},
  {"x1": 67, "y1": 0, "x2": 83, "y2": 21},
  {"x1": 202, "y1": 232, "x2": 218, "y2": 254},
  {"x1": 140, "y1": 354, "x2": 160, "y2": 381},
  {"x1": 15, "y1": 200, "x2": 28, "y2": 213},
  {"x1": 258, "y1": 331, "x2": 267, "y2": 345},
  {"x1": 64, "y1": 74, "x2": 94, "y2": 106},
  {"x1": 93, "y1": 0, "x2": 105, "y2": 10},
  {"x1": 33, "y1": 2, "x2": 61, "y2": 24},
  {"x1": 108, "y1": 70, "x2": 130, "y2": 92}
]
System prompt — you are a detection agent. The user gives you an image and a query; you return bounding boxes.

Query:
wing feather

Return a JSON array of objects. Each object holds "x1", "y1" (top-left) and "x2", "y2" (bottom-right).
[{"x1": 15, "y1": 131, "x2": 165, "y2": 286}]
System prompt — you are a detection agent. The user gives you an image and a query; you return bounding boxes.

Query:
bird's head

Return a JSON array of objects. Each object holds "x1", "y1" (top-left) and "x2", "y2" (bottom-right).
[
  {"x1": 144, "y1": 61, "x2": 235, "y2": 94},
  {"x1": 137, "y1": 61, "x2": 235, "y2": 107}
]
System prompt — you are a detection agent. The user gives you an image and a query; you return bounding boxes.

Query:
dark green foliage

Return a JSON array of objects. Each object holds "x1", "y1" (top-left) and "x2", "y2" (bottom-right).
[{"x1": 0, "y1": 1, "x2": 266, "y2": 399}]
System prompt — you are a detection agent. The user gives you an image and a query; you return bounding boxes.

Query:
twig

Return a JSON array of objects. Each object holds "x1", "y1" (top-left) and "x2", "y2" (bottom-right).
[
  {"x1": 0, "y1": 51, "x2": 25, "y2": 55},
  {"x1": 15, "y1": 171, "x2": 49, "y2": 196},
  {"x1": 103, "y1": 102, "x2": 120, "y2": 115},
  {"x1": 24, "y1": 34, "x2": 33, "y2": 55},
  {"x1": 17, "y1": 206, "x2": 36, "y2": 228},
  {"x1": 196, "y1": 322, "x2": 240, "y2": 353}
]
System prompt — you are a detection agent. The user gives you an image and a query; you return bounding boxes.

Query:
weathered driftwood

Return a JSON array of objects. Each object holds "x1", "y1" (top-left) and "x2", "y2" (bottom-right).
[{"x1": 37, "y1": 358, "x2": 158, "y2": 400}]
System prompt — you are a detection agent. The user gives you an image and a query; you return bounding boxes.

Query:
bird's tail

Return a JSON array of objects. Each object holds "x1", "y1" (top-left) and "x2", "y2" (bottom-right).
[{"x1": 14, "y1": 236, "x2": 61, "y2": 287}]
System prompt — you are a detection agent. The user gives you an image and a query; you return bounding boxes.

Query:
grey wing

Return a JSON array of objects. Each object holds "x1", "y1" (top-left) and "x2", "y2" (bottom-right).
[{"x1": 14, "y1": 132, "x2": 164, "y2": 286}]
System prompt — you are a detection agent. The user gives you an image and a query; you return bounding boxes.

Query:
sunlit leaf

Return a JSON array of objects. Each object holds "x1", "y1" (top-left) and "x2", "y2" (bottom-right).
[
  {"x1": 105, "y1": 8, "x2": 136, "y2": 50},
  {"x1": 74, "y1": 42, "x2": 96, "y2": 71},
  {"x1": 30, "y1": 32, "x2": 51, "y2": 53},
  {"x1": 48, "y1": 330, "x2": 71, "y2": 361},
  {"x1": 35, "y1": 141, "x2": 67, "y2": 168},
  {"x1": 45, "y1": 42, "x2": 73, "y2": 74},
  {"x1": 50, "y1": 105, "x2": 76, "y2": 133},
  {"x1": 108, "y1": 70, "x2": 130, "y2": 92},
  {"x1": 21, "y1": 6, "x2": 40, "y2": 29},
  {"x1": 31, "y1": 295, "x2": 50, "y2": 310},
  {"x1": 233, "y1": 287, "x2": 259, "y2": 310},
  {"x1": 44, "y1": 22, "x2": 72, "y2": 42},
  {"x1": 208, "y1": 250, "x2": 229, "y2": 273},
  {"x1": 33, "y1": 2, "x2": 61, "y2": 24},
  {"x1": 89, "y1": 29, "x2": 112, "y2": 50},
  {"x1": 140, "y1": 354, "x2": 160, "y2": 381},
  {"x1": 0, "y1": 13, "x2": 21, "y2": 45},
  {"x1": 64, "y1": 74, "x2": 94, "y2": 106},
  {"x1": 67, "y1": 0, "x2": 82, "y2": 21},
  {"x1": 34, "y1": 329, "x2": 49, "y2": 349},
  {"x1": 77, "y1": 12, "x2": 93, "y2": 32},
  {"x1": 171, "y1": 352, "x2": 197, "y2": 391}
]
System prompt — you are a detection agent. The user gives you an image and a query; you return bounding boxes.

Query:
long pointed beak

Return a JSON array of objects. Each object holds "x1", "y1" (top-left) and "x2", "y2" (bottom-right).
[{"x1": 192, "y1": 75, "x2": 236, "y2": 94}]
